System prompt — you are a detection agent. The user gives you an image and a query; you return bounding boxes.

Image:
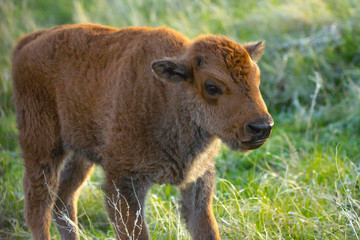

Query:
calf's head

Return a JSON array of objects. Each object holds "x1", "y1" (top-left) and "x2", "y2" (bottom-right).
[{"x1": 152, "y1": 36, "x2": 273, "y2": 151}]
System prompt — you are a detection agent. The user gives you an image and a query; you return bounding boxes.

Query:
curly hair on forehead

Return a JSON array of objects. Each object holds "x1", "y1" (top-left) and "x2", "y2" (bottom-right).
[{"x1": 191, "y1": 35, "x2": 252, "y2": 83}]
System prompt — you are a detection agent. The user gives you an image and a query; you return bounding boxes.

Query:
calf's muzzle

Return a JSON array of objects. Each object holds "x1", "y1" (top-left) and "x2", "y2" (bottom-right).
[{"x1": 245, "y1": 116, "x2": 274, "y2": 143}]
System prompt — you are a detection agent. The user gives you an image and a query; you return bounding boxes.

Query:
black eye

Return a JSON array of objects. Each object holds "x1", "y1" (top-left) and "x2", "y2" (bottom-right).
[{"x1": 205, "y1": 81, "x2": 222, "y2": 96}]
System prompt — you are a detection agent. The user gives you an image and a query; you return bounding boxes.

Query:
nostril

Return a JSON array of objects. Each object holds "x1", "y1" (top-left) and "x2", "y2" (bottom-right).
[
  {"x1": 246, "y1": 122, "x2": 273, "y2": 138},
  {"x1": 247, "y1": 123, "x2": 262, "y2": 135}
]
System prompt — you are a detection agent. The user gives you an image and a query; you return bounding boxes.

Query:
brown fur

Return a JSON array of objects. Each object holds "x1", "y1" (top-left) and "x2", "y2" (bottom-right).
[{"x1": 12, "y1": 23, "x2": 273, "y2": 240}]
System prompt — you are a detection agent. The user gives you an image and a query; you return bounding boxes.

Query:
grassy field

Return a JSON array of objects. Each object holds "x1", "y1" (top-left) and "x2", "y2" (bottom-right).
[{"x1": 1, "y1": 0, "x2": 360, "y2": 239}]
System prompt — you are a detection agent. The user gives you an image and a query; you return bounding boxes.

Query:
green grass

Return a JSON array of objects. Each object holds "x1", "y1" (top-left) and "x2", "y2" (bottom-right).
[{"x1": 1, "y1": 0, "x2": 360, "y2": 239}]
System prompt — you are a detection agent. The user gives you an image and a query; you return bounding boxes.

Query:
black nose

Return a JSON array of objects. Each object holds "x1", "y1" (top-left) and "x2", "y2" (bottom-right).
[{"x1": 246, "y1": 119, "x2": 273, "y2": 139}]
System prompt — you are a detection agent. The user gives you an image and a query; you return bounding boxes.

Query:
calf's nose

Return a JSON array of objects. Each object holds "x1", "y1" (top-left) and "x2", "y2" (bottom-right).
[{"x1": 245, "y1": 118, "x2": 274, "y2": 139}]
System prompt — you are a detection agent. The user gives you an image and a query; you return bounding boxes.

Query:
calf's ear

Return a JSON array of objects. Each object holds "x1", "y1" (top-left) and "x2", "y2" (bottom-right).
[
  {"x1": 244, "y1": 41, "x2": 265, "y2": 62},
  {"x1": 151, "y1": 58, "x2": 190, "y2": 82}
]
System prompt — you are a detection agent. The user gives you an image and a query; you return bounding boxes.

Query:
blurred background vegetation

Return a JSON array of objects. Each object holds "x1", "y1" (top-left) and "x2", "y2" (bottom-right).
[{"x1": 0, "y1": 0, "x2": 359, "y2": 239}]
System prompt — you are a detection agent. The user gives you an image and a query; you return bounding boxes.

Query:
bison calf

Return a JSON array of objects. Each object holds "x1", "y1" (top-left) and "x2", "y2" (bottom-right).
[{"x1": 12, "y1": 24, "x2": 273, "y2": 240}]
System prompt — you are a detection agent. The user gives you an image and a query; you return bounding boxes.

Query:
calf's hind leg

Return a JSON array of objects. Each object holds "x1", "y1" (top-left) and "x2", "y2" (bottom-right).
[
  {"x1": 15, "y1": 86, "x2": 65, "y2": 239},
  {"x1": 22, "y1": 146, "x2": 65, "y2": 240},
  {"x1": 54, "y1": 152, "x2": 95, "y2": 240}
]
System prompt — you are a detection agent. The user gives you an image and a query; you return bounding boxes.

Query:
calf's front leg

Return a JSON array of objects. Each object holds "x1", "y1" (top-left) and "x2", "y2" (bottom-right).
[
  {"x1": 104, "y1": 175, "x2": 151, "y2": 240},
  {"x1": 180, "y1": 167, "x2": 220, "y2": 240}
]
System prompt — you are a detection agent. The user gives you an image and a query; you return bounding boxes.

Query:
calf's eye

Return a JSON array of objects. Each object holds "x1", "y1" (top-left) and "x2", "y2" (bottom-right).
[{"x1": 205, "y1": 81, "x2": 222, "y2": 96}]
